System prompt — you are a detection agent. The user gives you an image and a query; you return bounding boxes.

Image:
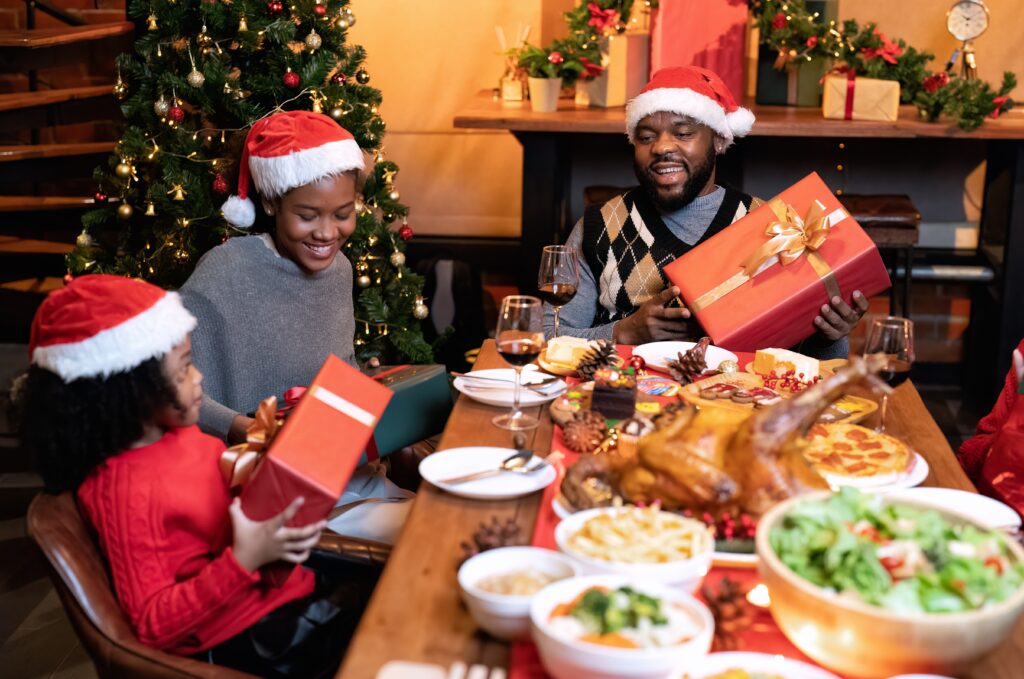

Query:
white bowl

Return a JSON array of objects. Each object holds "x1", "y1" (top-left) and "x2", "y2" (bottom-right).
[
  {"x1": 457, "y1": 546, "x2": 579, "y2": 640},
  {"x1": 530, "y1": 575, "x2": 714, "y2": 679},
  {"x1": 554, "y1": 507, "x2": 714, "y2": 593}
]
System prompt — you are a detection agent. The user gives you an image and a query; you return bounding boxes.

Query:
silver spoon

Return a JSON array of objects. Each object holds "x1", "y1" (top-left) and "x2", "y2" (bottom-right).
[{"x1": 438, "y1": 435, "x2": 544, "y2": 485}]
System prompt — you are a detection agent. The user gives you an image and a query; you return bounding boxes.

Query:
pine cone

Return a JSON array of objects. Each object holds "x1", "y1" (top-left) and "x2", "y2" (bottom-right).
[
  {"x1": 576, "y1": 340, "x2": 620, "y2": 381},
  {"x1": 562, "y1": 410, "x2": 608, "y2": 453},
  {"x1": 458, "y1": 516, "x2": 521, "y2": 567},
  {"x1": 666, "y1": 336, "x2": 711, "y2": 384},
  {"x1": 701, "y1": 577, "x2": 754, "y2": 652}
]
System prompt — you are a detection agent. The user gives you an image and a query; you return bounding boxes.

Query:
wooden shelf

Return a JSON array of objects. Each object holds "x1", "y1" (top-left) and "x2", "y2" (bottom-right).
[
  {"x1": 0, "y1": 23, "x2": 133, "y2": 50},
  {"x1": 0, "y1": 195, "x2": 103, "y2": 212},
  {"x1": 453, "y1": 91, "x2": 1024, "y2": 140},
  {"x1": 0, "y1": 142, "x2": 112, "y2": 163},
  {"x1": 0, "y1": 85, "x2": 112, "y2": 113}
]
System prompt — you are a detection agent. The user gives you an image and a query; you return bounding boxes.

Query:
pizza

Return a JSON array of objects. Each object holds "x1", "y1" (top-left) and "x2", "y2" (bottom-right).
[{"x1": 803, "y1": 423, "x2": 913, "y2": 486}]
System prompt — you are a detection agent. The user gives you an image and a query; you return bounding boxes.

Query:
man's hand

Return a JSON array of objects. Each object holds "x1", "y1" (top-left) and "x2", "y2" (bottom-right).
[
  {"x1": 229, "y1": 497, "x2": 326, "y2": 572},
  {"x1": 613, "y1": 287, "x2": 695, "y2": 345},
  {"x1": 814, "y1": 291, "x2": 869, "y2": 341}
]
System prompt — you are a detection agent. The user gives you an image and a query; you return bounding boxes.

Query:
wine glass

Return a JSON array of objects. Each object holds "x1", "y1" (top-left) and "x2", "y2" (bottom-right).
[
  {"x1": 537, "y1": 245, "x2": 579, "y2": 339},
  {"x1": 493, "y1": 295, "x2": 545, "y2": 431},
  {"x1": 862, "y1": 316, "x2": 915, "y2": 432}
]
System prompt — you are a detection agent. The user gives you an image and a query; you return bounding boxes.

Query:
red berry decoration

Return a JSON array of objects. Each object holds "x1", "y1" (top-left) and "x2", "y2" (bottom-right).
[
  {"x1": 628, "y1": 355, "x2": 646, "y2": 372},
  {"x1": 313, "y1": 3, "x2": 326, "y2": 15},
  {"x1": 283, "y1": 70, "x2": 300, "y2": 88},
  {"x1": 212, "y1": 173, "x2": 229, "y2": 195},
  {"x1": 267, "y1": 0, "x2": 283, "y2": 13},
  {"x1": 167, "y1": 105, "x2": 185, "y2": 123},
  {"x1": 94, "y1": 191, "x2": 108, "y2": 203},
  {"x1": 63, "y1": 273, "x2": 74, "y2": 285},
  {"x1": 331, "y1": 72, "x2": 346, "y2": 85},
  {"x1": 398, "y1": 225, "x2": 413, "y2": 241}
]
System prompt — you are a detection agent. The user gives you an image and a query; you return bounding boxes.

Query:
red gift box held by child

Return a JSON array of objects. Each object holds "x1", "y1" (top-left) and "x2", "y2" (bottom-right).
[{"x1": 20, "y1": 275, "x2": 363, "y2": 676}]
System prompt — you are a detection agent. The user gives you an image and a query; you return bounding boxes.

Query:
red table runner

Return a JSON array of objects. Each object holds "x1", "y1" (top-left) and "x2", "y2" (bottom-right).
[{"x1": 508, "y1": 346, "x2": 831, "y2": 678}]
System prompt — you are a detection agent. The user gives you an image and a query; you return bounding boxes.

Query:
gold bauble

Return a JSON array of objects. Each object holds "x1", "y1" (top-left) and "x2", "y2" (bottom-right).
[
  {"x1": 187, "y1": 68, "x2": 206, "y2": 88},
  {"x1": 357, "y1": 274, "x2": 371, "y2": 288},
  {"x1": 389, "y1": 251, "x2": 405, "y2": 267},
  {"x1": 344, "y1": 9, "x2": 356, "y2": 26},
  {"x1": 388, "y1": 190, "x2": 400, "y2": 201},
  {"x1": 115, "y1": 162, "x2": 132, "y2": 179},
  {"x1": 154, "y1": 96, "x2": 170, "y2": 116},
  {"x1": 329, "y1": 106, "x2": 344, "y2": 120},
  {"x1": 197, "y1": 25, "x2": 212, "y2": 46},
  {"x1": 355, "y1": 69, "x2": 370, "y2": 84},
  {"x1": 718, "y1": 359, "x2": 739, "y2": 374},
  {"x1": 113, "y1": 76, "x2": 128, "y2": 100},
  {"x1": 305, "y1": 30, "x2": 322, "y2": 50},
  {"x1": 75, "y1": 230, "x2": 94, "y2": 248},
  {"x1": 117, "y1": 203, "x2": 134, "y2": 220},
  {"x1": 413, "y1": 302, "x2": 429, "y2": 320}
]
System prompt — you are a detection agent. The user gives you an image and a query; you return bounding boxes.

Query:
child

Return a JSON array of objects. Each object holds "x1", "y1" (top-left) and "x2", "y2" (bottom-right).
[
  {"x1": 21, "y1": 274, "x2": 358, "y2": 677},
  {"x1": 181, "y1": 110, "x2": 365, "y2": 444}
]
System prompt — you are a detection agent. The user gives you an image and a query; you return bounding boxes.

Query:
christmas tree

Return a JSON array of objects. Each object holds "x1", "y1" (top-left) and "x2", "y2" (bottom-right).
[{"x1": 66, "y1": 0, "x2": 433, "y2": 365}]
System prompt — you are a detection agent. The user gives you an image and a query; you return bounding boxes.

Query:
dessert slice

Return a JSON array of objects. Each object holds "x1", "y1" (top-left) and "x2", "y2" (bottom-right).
[{"x1": 753, "y1": 348, "x2": 820, "y2": 382}]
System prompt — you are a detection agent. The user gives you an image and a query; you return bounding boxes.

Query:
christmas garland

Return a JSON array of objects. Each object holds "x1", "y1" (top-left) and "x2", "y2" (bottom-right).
[{"x1": 748, "y1": 0, "x2": 1015, "y2": 130}]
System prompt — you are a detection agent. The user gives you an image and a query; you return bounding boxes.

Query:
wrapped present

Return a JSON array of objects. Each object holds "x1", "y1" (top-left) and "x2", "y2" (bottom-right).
[
  {"x1": 650, "y1": 0, "x2": 745, "y2": 99},
  {"x1": 663, "y1": 173, "x2": 891, "y2": 352},
  {"x1": 754, "y1": 0, "x2": 837, "y2": 106},
  {"x1": 369, "y1": 364, "x2": 452, "y2": 457},
  {"x1": 822, "y1": 72, "x2": 900, "y2": 122},
  {"x1": 575, "y1": 32, "x2": 649, "y2": 108},
  {"x1": 238, "y1": 354, "x2": 392, "y2": 527}
]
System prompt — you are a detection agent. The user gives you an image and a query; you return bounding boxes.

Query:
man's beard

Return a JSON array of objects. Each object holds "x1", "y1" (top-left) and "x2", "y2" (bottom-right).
[{"x1": 634, "y1": 144, "x2": 717, "y2": 213}]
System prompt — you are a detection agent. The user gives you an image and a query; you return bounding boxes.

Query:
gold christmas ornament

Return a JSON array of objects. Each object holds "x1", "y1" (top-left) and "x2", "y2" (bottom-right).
[
  {"x1": 389, "y1": 250, "x2": 405, "y2": 267},
  {"x1": 75, "y1": 230, "x2": 94, "y2": 249},
  {"x1": 238, "y1": 15, "x2": 248, "y2": 32},
  {"x1": 187, "y1": 68, "x2": 205, "y2": 88},
  {"x1": 718, "y1": 359, "x2": 739, "y2": 374},
  {"x1": 168, "y1": 184, "x2": 186, "y2": 201},
  {"x1": 329, "y1": 106, "x2": 344, "y2": 120},
  {"x1": 113, "y1": 73, "x2": 128, "y2": 100},
  {"x1": 305, "y1": 29, "x2": 322, "y2": 51},
  {"x1": 144, "y1": 201, "x2": 156, "y2": 216},
  {"x1": 147, "y1": 13, "x2": 158, "y2": 31},
  {"x1": 367, "y1": 234, "x2": 378, "y2": 246},
  {"x1": 388, "y1": 190, "x2": 400, "y2": 201},
  {"x1": 115, "y1": 161, "x2": 133, "y2": 179},
  {"x1": 357, "y1": 274, "x2": 371, "y2": 288},
  {"x1": 344, "y1": 8, "x2": 356, "y2": 26},
  {"x1": 198, "y1": 24, "x2": 212, "y2": 46},
  {"x1": 117, "y1": 203, "x2": 134, "y2": 220},
  {"x1": 154, "y1": 96, "x2": 170, "y2": 117},
  {"x1": 338, "y1": 18, "x2": 349, "y2": 29},
  {"x1": 413, "y1": 297, "x2": 429, "y2": 320},
  {"x1": 355, "y1": 69, "x2": 370, "y2": 84}
]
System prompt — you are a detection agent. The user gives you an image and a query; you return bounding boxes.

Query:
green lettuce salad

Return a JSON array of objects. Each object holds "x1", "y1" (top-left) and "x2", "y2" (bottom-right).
[{"x1": 770, "y1": 488, "x2": 1024, "y2": 613}]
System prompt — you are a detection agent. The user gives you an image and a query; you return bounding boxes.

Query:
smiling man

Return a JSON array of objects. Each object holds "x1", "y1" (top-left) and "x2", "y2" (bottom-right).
[{"x1": 544, "y1": 66, "x2": 866, "y2": 358}]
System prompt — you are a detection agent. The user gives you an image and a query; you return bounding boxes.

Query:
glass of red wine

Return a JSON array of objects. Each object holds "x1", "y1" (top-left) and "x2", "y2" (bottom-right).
[
  {"x1": 863, "y1": 316, "x2": 915, "y2": 432},
  {"x1": 538, "y1": 245, "x2": 579, "y2": 338},
  {"x1": 493, "y1": 295, "x2": 545, "y2": 431}
]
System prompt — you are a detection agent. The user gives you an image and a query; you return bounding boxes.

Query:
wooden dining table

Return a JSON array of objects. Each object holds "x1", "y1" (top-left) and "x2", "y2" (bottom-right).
[{"x1": 337, "y1": 340, "x2": 1024, "y2": 679}]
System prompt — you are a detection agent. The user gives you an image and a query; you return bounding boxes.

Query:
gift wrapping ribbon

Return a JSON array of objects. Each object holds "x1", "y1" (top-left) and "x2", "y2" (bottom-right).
[
  {"x1": 690, "y1": 198, "x2": 845, "y2": 313},
  {"x1": 220, "y1": 396, "x2": 281, "y2": 492}
]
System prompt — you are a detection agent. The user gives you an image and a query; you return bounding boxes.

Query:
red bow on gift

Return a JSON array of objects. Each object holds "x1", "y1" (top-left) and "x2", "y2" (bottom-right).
[
  {"x1": 587, "y1": 2, "x2": 620, "y2": 33},
  {"x1": 861, "y1": 31, "x2": 903, "y2": 65},
  {"x1": 276, "y1": 386, "x2": 307, "y2": 417},
  {"x1": 991, "y1": 96, "x2": 1011, "y2": 119}
]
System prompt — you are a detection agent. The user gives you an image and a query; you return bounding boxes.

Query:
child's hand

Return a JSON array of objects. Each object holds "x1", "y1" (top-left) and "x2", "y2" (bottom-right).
[{"x1": 229, "y1": 497, "x2": 326, "y2": 572}]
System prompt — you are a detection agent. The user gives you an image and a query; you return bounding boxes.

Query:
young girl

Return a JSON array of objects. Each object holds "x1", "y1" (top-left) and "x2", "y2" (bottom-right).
[
  {"x1": 180, "y1": 110, "x2": 365, "y2": 444},
  {"x1": 21, "y1": 274, "x2": 358, "y2": 677}
]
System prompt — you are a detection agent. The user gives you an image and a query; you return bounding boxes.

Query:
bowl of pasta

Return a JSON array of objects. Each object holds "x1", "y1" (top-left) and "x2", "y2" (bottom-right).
[{"x1": 554, "y1": 506, "x2": 714, "y2": 593}]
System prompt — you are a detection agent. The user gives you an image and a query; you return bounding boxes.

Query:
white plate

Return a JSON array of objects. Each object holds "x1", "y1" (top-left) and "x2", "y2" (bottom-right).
[
  {"x1": 886, "y1": 487, "x2": 1022, "y2": 531},
  {"x1": 633, "y1": 341, "x2": 738, "y2": 373},
  {"x1": 824, "y1": 452, "x2": 929, "y2": 492},
  {"x1": 688, "y1": 651, "x2": 840, "y2": 679},
  {"x1": 453, "y1": 367, "x2": 567, "y2": 408},
  {"x1": 420, "y1": 446, "x2": 557, "y2": 500},
  {"x1": 550, "y1": 495, "x2": 758, "y2": 568}
]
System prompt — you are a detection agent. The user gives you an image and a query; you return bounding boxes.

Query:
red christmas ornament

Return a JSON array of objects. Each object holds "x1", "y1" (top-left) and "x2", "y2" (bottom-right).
[
  {"x1": 63, "y1": 273, "x2": 74, "y2": 285},
  {"x1": 267, "y1": 0, "x2": 283, "y2": 13},
  {"x1": 314, "y1": 3, "x2": 327, "y2": 15},
  {"x1": 283, "y1": 70, "x2": 301, "y2": 88},
  {"x1": 331, "y1": 72, "x2": 346, "y2": 85},
  {"x1": 628, "y1": 355, "x2": 646, "y2": 372},
  {"x1": 212, "y1": 173, "x2": 229, "y2": 195},
  {"x1": 94, "y1": 190, "x2": 108, "y2": 203},
  {"x1": 398, "y1": 225, "x2": 413, "y2": 241},
  {"x1": 167, "y1": 105, "x2": 185, "y2": 123}
]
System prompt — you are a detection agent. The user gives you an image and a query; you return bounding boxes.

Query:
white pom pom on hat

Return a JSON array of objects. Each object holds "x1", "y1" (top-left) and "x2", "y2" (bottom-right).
[
  {"x1": 221, "y1": 110, "x2": 365, "y2": 228},
  {"x1": 625, "y1": 66, "x2": 756, "y2": 146}
]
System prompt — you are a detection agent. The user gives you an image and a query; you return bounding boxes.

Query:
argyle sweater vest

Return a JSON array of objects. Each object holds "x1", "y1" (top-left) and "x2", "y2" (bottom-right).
[{"x1": 581, "y1": 186, "x2": 755, "y2": 325}]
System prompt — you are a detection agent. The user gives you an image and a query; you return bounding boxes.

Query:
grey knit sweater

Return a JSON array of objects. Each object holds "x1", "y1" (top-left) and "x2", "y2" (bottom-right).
[{"x1": 179, "y1": 234, "x2": 356, "y2": 440}]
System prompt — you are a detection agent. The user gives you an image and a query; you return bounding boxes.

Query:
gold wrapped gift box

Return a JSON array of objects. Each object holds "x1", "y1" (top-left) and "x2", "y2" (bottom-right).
[{"x1": 822, "y1": 74, "x2": 900, "y2": 122}]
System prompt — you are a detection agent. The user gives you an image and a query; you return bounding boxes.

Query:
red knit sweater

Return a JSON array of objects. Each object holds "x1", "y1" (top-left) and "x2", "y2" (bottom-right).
[
  {"x1": 77, "y1": 425, "x2": 315, "y2": 654},
  {"x1": 958, "y1": 339, "x2": 1024, "y2": 481}
]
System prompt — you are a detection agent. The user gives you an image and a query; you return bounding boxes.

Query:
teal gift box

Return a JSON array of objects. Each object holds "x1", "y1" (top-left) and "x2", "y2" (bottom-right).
[{"x1": 367, "y1": 364, "x2": 453, "y2": 457}]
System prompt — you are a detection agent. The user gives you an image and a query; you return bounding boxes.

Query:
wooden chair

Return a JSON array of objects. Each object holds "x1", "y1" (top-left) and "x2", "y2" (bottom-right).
[{"x1": 26, "y1": 492, "x2": 257, "y2": 678}]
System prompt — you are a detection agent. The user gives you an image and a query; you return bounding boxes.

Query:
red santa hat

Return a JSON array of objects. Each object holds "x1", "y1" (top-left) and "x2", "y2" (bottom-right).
[
  {"x1": 29, "y1": 274, "x2": 197, "y2": 382},
  {"x1": 221, "y1": 110, "x2": 365, "y2": 228},
  {"x1": 625, "y1": 66, "x2": 755, "y2": 146}
]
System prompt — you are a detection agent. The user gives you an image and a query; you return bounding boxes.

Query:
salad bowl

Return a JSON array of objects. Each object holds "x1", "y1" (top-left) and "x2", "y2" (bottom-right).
[{"x1": 756, "y1": 490, "x2": 1024, "y2": 678}]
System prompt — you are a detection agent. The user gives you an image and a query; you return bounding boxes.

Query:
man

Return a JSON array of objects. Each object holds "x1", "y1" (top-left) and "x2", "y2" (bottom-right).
[{"x1": 544, "y1": 66, "x2": 867, "y2": 358}]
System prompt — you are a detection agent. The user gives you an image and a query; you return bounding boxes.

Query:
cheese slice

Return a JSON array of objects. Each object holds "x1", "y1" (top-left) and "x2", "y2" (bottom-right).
[
  {"x1": 545, "y1": 336, "x2": 593, "y2": 366},
  {"x1": 753, "y1": 348, "x2": 819, "y2": 380}
]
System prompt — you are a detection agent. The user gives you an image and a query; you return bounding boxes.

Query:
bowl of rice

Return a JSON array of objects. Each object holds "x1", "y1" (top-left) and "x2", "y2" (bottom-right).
[{"x1": 554, "y1": 506, "x2": 714, "y2": 592}]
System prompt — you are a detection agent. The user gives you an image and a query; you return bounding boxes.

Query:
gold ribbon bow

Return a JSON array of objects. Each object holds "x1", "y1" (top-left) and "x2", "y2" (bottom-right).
[
  {"x1": 690, "y1": 199, "x2": 841, "y2": 313},
  {"x1": 220, "y1": 396, "x2": 282, "y2": 492}
]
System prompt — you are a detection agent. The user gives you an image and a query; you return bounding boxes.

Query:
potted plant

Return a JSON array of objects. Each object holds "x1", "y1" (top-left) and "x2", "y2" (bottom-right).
[{"x1": 517, "y1": 40, "x2": 586, "y2": 112}]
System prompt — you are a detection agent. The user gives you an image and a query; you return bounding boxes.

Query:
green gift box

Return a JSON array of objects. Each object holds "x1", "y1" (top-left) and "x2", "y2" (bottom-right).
[{"x1": 368, "y1": 364, "x2": 453, "y2": 457}]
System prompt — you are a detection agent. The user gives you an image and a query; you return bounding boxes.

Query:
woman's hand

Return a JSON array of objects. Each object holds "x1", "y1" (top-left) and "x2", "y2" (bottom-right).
[
  {"x1": 229, "y1": 496, "x2": 326, "y2": 572},
  {"x1": 228, "y1": 414, "x2": 255, "y2": 444}
]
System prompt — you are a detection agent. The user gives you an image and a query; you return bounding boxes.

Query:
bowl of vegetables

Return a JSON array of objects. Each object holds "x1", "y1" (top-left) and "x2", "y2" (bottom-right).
[
  {"x1": 529, "y1": 575, "x2": 713, "y2": 679},
  {"x1": 756, "y1": 488, "x2": 1024, "y2": 678}
]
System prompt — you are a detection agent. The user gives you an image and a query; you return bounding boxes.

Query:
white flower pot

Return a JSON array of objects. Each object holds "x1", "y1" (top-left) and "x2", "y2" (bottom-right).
[{"x1": 528, "y1": 77, "x2": 563, "y2": 113}]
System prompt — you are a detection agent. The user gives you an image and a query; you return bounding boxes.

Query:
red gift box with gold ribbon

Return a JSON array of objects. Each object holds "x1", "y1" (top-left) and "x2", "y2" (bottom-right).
[
  {"x1": 226, "y1": 354, "x2": 393, "y2": 528},
  {"x1": 663, "y1": 172, "x2": 891, "y2": 352}
]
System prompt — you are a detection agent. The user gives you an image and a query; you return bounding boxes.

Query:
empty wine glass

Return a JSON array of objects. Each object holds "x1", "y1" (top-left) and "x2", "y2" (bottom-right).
[
  {"x1": 863, "y1": 316, "x2": 915, "y2": 432},
  {"x1": 493, "y1": 295, "x2": 545, "y2": 431},
  {"x1": 538, "y1": 245, "x2": 579, "y2": 339}
]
